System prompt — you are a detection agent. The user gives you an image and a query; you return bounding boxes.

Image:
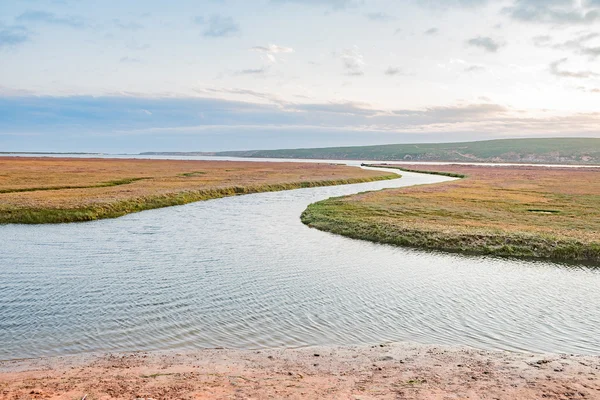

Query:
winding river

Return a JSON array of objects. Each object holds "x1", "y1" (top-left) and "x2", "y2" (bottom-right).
[{"x1": 1, "y1": 164, "x2": 600, "y2": 360}]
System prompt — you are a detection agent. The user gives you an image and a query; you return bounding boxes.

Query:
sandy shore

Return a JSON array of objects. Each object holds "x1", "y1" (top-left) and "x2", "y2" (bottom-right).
[{"x1": 1, "y1": 343, "x2": 599, "y2": 399}]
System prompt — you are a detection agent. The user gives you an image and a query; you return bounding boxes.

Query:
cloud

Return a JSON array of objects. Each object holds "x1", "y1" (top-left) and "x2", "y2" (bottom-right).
[
  {"x1": 119, "y1": 56, "x2": 142, "y2": 63},
  {"x1": 577, "y1": 86, "x2": 600, "y2": 93},
  {"x1": 417, "y1": 0, "x2": 492, "y2": 9},
  {"x1": 339, "y1": 47, "x2": 365, "y2": 76},
  {"x1": 251, "y1": 44, "x2": 294, "y2": 63},
  {"x1": 464, "y1": 65, "x2": 486, "y2": 72},
  {"x1": 581, "y1": 45, "x2": 600, "y2": 58},
  {"x1": 549, "y1": 58, "x2": 599, "y2": 78},
  {"x1": 113, "y1": 19, "x2": 144, "y2": 31},
  {"x1": 467, "y1": 36, "x2": 504, "y2": 52},
  {"x1": 197, "y1": 87, "x2": 285, "y2": 104},
  {"x1": 270, "y1": 0, "x2": 363, "y2": 10},
  {"x1": 0, "y1": 26, "x2": 30, "y2": 49},
  {"x1": 16, "y1": 10, "x2": 85, "y2": 28},
  {"x1": 503, "y1": 0, "x2": 600, "y2": 25},
  {"x1": 564, "y1": 32, "x2": 599, "y2": 45},
  {"x1": 390, "y1": 103, "x2": 509, "y2": 123},
  {"x1": 3, "y1": 96, "x2": 600, "y2": 153},
  {"x1": 365, "y1": 12, "x2": 396, "y2": 22},
  {"x1": 384, "y1": 66, "x2": 410, "y2": 76},
  {"x1": 424, "y1": 27, "x2": 439, "y2": 35},
  {"x1": 251, "y1": 44, "x2": 294, "y2": 54},
  {"x1": 535, "y1": 32, "x2": 600, "y2": 59},
  {"x1": 289, "y1": 101, "x2": 379, "y2": 116},
  {"x1": 196, "y1": 15, "x2": 240, "y2": 38},
  {"x1": 236, "y1": 67, "x2": 270, "y2": 76},
  {"x1": 126, "y1": 40, "x2": 151, "y2": 51},
  {"x1": 442, "y1": 58, "x2": 487, "y2": 73},
  {"x1": 0, "y1": 85, "x2": 34, "y2": 96},
  {"x1": 532, "y1": 35, "x2": 553, "y2": 46}
]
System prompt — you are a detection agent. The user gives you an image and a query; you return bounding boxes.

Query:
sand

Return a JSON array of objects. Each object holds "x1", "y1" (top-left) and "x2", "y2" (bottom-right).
[{"x1": 1, "y1": 343, "x2": 599, "y2": 399}]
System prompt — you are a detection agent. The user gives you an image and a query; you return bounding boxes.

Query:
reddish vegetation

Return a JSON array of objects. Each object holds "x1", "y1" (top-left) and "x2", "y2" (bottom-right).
[
  {"x1": 385, "y1": 164, "x2": 600, "y2": 244},
  {"x1": 0, "y1": 157, "x2": 393, "y2": 223},
  {"x1": 302, "y1": 164, "x2": 600, "y2": 261}
]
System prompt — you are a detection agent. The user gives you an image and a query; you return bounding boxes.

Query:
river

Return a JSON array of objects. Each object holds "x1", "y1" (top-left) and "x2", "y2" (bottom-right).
[{"x1": 1, "y1": 164, "x2": 599, "y2": 360}]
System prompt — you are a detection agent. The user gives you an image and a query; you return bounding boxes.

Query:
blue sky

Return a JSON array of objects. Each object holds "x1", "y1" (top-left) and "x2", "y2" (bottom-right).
[{"x1": 1, "y1": 0, "x2": 600, "y2": 152}]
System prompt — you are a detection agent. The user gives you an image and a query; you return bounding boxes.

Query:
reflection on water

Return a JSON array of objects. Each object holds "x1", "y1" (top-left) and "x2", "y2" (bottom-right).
[{"x1": 1, "y1": 169, "x2": 600, "y2": 360}]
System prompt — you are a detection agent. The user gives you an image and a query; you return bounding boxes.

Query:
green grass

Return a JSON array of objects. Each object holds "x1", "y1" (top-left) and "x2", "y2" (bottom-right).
[
  {"x1": 178, "y1": 171, "x2": 207, "y2": 177},
  {"x1": 0, "y1": 177, "x2": 149, "y2": 194},
  {"x1": 301, "y1": 201, "x2": 600, "y2": 262},
  {"x1": 213, "y1": 138, "x2": 600, "y2": 165},
  {"x1": 2, "y1": 175, "x2": 397, "y2": 224}
]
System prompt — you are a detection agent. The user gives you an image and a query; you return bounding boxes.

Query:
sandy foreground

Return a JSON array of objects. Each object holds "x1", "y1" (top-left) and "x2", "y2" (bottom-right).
[{"x1": 1, "y1": 344, "x2": 599, "y2": 400}]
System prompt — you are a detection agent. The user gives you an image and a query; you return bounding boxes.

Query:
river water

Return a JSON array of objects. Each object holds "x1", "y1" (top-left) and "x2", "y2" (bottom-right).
[{"x1": 1, "y1": 166, "x2": 599, "y2": 360}]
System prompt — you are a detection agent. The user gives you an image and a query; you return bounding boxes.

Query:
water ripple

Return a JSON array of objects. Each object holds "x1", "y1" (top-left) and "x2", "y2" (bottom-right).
[{"x1": 1, "y1": 170, "x2": 600, "y2": 359}]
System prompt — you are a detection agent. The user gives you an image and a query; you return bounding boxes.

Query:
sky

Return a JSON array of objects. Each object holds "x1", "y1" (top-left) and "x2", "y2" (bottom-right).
[{"x1": 1, "y1": 0, "x2": 600, "y2": 152}]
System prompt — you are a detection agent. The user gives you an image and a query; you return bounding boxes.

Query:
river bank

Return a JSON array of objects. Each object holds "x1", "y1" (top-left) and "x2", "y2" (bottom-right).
[
  {"x1": 1, "y1": 343, "x2": 598, "y2": 399},
  {"x1": 302, "y1": 164, "x2": 600, "y2": 263},
  {"x1": 0, "y1": 157, "x2": 395, "y2": 224}
]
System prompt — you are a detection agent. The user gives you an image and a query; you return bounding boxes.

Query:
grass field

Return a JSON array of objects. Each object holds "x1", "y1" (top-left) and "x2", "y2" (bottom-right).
[
  {"x1": 211, "y1": 138, "x2": 600, "y2": 165},
  {"x1": 0, "y1": 157, "x2": 396, "y2": 224},
  {"x1": 301, "y1": 164, "x2": 600, "y2": 263}
]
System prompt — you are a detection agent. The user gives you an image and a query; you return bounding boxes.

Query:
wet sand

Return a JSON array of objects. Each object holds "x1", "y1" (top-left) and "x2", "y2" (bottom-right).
[{"x1": 1, "y1": 343, "x2": 599, "y2": 399}]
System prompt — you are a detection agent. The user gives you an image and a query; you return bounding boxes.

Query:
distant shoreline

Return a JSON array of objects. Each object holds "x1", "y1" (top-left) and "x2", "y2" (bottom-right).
[
  {"x1": 183, "y1": 137, "x2": 600, "y2": 165},
  {"x1": 3, "y1": 152, "x2": 600, "y2": 168},
  {"x1": 5, "y1": 137, "x2": 600, "y2": 165},
  {"x1": 0, "y1": 152, "x2": 102, "y2": 155}
]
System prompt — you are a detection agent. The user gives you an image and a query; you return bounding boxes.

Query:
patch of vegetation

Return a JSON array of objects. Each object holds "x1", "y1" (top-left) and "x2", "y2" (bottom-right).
[
  {"x1": 0, "y1": 177, "x2": 149, "y2": 194},
  {"x1": 1, "y1": 176, "x2": 397, "y2": 224},
  {"x1": 178, "y1": 171, "x2": 206, "y2": 177},
  {"x1": 0, "y1": 157, "x2": 397, "y2": 224},
  {"x1": 301, "y1": 164, "x2": 600, "y2": 263}
]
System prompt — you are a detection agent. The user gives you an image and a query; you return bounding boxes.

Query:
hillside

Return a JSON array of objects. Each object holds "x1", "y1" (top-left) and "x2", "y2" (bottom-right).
[{"x1": 210, "y1": 138, "x2": 600, "y2": 164}]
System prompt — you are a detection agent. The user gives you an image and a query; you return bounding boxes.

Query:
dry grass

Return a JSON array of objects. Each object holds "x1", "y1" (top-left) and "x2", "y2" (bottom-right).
[
  {"x1": 0, "y1": 157, "x2": 395, "y2": 224},
  {"x1": 302, "y1": 164, "x2": 600, "y2": 262}
]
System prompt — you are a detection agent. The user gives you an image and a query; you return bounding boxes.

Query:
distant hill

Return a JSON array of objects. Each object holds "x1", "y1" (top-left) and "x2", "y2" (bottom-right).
[
  {"x1": 209, "y1": 138, "x2": 600, "y2": 165},
  {"x1": 140, "y1": 151, "x2": 216, "y2": 156}
]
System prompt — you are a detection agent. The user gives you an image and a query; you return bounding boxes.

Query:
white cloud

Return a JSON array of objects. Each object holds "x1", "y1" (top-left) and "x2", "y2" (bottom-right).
[
  {"x1": 250, "y1": 44, "x2": 294, "y2": 63},
  {"x1": 549, "y1": 58, "x2": 599, "y2": 78},
  {"x1": 534, "y1": 32, "x2": 600, "y2": 60},
  {"x1": 339, "y1": 46, "x2": 365, "y2": 76},
  {"x1": 466, "y1": 36, "x2": 505, "y2": 52},
  {"x1": 503, "y1": 0, "x2": 600, "y2": 25},
  {"x1": 384, "y1": 66, "x2": 412, "y2": 76}
]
